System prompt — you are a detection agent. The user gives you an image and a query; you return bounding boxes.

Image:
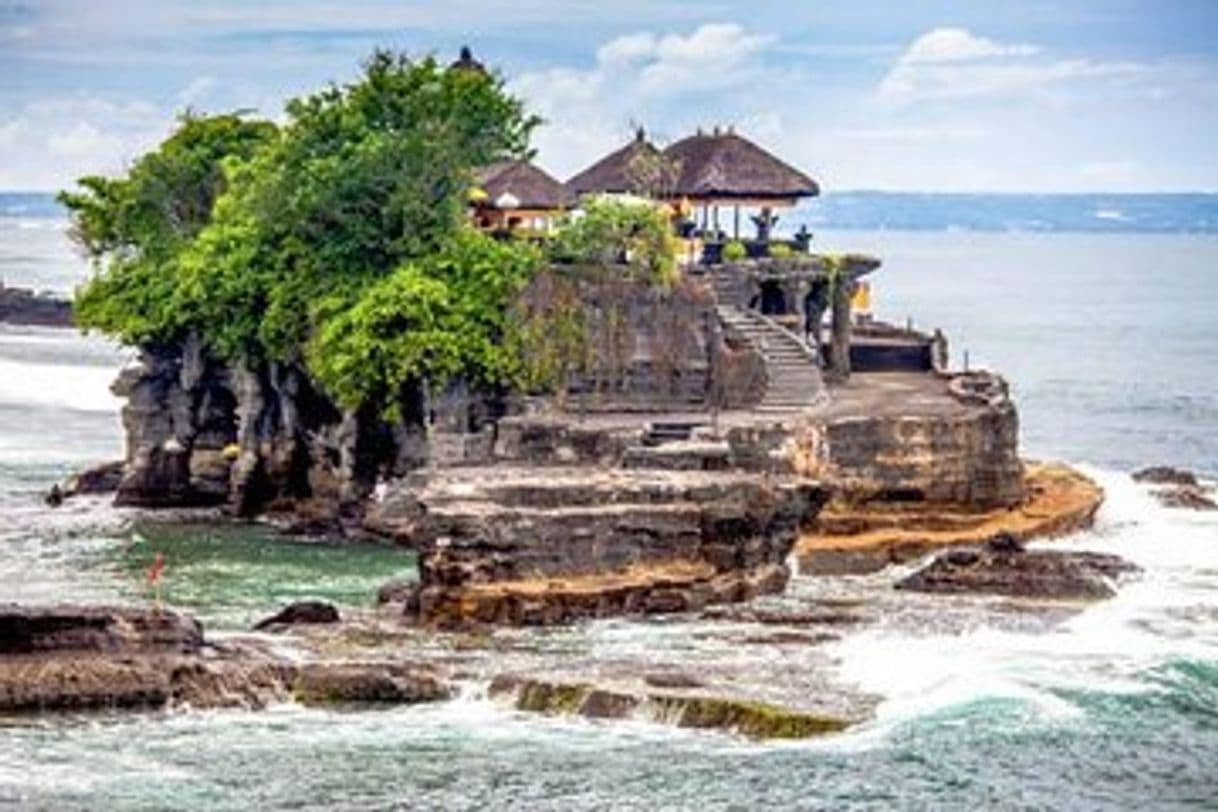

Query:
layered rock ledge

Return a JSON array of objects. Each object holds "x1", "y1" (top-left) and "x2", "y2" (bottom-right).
[
  {"x1": 797, "y1": 462, "x2": 1103, "y2": 575},
  {"x1": 0, "y1": 605, "x2": 450, "y2": 714},
  {"x1": 365, "y1": 467, "x2": 828, "y2": 628}
]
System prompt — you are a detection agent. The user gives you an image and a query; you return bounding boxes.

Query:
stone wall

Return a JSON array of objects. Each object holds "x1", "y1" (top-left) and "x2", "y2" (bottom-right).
[{"x1": 789, "y1": 373, "x2": 1024, "y2": 508}]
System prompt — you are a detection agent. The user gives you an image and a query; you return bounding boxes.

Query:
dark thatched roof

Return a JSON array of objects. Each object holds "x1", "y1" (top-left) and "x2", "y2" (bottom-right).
[
  {"x1": 565, "y1": 128, "x2": 663, "y2": 196},
  {"x1": 449, "y1": 46, "x2": 487, "y2": 75},
  {"x1": 663, "y1": 130, "x2": 819, "y2": 200},
  {"x1": 474, "y1": 160, "x2": 571, "y2": 210}
]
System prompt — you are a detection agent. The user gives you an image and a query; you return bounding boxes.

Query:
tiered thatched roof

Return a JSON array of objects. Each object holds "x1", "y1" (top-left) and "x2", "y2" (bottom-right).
[
  {"x1": 664, "y1": 130, "x2": 819, "y2": 201},
  {"x1": 474, "y1": 160, "x2": 570, "y2": 210},
  {"x1": 565, "y1": 128, "x2": 663, "y2": 196}
]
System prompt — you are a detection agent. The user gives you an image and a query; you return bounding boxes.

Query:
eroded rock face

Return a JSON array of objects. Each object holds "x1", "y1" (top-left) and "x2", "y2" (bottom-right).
[
  {"x1": 1152, "y1": 485, "x2": 1217, "y2": 511},
  {"x1": 366, "y1": 468, "x2": 828, "y2": 628},
  {"x1": 895, "y1": 535, "x2": 1139, "y2": 601},
  {"x1": 109, "y1": 337, "x2": 411, "y2": 522}
]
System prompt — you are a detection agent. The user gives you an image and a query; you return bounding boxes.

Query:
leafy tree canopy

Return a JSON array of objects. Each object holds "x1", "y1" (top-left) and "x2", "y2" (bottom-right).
[
  {"x1": 63, "y1": 50, "x2": 544, "y2": 411},
  {"x1": 549, "y1": 198, "x2": 678, "y2": 286}
]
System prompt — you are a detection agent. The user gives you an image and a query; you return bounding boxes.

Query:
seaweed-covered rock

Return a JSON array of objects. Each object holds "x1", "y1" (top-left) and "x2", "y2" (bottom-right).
[{"x1": 895, "y1": 535, "x2": 1138, "y2": 601}]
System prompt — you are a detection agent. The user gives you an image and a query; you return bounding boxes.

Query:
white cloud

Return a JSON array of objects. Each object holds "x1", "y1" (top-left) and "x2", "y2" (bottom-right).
[
  {"x1": 512, "y1": 23, "x2": 781, "y2": 177},
  {"x1": 47, "y1": 121, "x2": 124, "y2": 159},
  {"x1": 0, "y1": 95, "x2": 172, "y2": 189},
  {"x1": 880, "y1": 27, "x2": 1146, "y2": 104},
  {"x1": 899, "y1": 27, "x2": 1037, "y2": 65}
]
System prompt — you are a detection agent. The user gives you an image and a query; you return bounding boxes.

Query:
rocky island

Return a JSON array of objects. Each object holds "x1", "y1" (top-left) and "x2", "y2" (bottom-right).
[{"x1": 7, "y1": 47, "x2": 1139, "y2": 739}]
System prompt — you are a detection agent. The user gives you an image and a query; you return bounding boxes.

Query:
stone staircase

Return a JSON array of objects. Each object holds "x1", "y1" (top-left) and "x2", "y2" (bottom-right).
[{"x1": 708, "y1": 271, "x2": 827, "y2": 414}]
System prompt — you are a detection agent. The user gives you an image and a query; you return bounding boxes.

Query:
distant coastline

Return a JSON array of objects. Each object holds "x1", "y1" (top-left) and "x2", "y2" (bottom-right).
[{"x1": 9, "y1": 190, "x2": 1218, "y2": 234}]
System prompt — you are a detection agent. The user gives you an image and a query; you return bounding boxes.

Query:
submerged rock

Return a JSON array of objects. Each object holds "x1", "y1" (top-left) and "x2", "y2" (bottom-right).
[
  {"x1": 253, "y1": 600, "x2": 341, "y2": 631},
  {"x1": 1151, "y1": 485, "x2": 1217, "y2": 511},
  {"x1": 292, "y1": 663, "x2": 451, "y2": 705},
  {"x1": 1132, "y1": 465, "x2": 1200, "y2": 486},
  {"x1": 895, "y1": 534, "x2": 1139, "y2": 601}
]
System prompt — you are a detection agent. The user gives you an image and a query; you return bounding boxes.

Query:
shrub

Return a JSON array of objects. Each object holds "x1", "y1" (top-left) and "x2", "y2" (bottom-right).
[
  {"x1": 722, "y1": 240, "x2": 748, "y2": 262},
  {"x1": 768, "y1": 243, "x2": 793, "y2": 259}
]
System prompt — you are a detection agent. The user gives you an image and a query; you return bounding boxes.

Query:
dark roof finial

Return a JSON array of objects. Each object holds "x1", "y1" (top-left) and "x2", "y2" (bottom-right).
[
  {"x1": 634, "y1": 125, "x2": 646, "y2": 143},
  {"x1": 450, "y1": 45, "x2": 486, "y2": 74},
  {"x1": 713, "y1": 125, "x2": 721, "y2": 137}
]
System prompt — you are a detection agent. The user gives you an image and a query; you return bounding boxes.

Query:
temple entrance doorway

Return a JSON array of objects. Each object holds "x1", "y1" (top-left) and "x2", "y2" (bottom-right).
[{"x1": 759, "y1": 281, "x2": 787, "y2": 316}]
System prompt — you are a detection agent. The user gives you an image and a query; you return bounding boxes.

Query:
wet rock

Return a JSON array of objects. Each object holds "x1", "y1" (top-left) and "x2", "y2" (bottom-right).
[
  {"x1": 292, "y1": 663, "x2": 451, "y2": 705},
  {"x1": 376, "y1": 579, "x2": 420, "y2": 609},
  {"x1": 643, "y1": 671, "x2": 705, "y2": 690},
  {"x1": 701, "y1": 605, "x2": 867, "y2": 627},
  {"x1": 253, "y1": 600, "x2": 340, "y2": 631},
  {"x1": 1133, "y1": 466, "x2": 1199, "y2": 486},
  {"x1": 489, "y1": 675, "x2": 849, "y2": 739},
  {"x1": 48, "y1": 460, "x2": 126, "y2": 505},
  {"x1": 1152, "y1": 485, "x2": 1217, "y2": 511},
  {"x1": 738, "y1": 631, "x2": 839, "y2": 646},
  {"x1": 0, "y1": 605, "x2": 204, "y2": 655},
  {"x1": 895, "y1": 538, "x2": 1139, "y2": 601}
]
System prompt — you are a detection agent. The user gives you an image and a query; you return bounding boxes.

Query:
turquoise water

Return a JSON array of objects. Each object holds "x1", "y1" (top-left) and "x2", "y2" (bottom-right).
[{"x1": 1, "y1": 221, "x2": 1217, "y2": 809}]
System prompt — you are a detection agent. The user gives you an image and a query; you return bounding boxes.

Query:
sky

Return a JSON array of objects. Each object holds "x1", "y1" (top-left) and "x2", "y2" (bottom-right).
[{"x1": 3, "y1": 0, "x2": 1218, "y2": 192}]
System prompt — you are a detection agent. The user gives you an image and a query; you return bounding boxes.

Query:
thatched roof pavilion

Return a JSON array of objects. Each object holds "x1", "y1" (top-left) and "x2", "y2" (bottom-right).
[
  {"x1": 565, "y1": 128, "x2": 665, "y2": 197},
  {"x1": 664, "y1": 128, "x2": 819, "y2": 204},
  {"x1": 471, "y1": 160, "x2": 570, "y2": 233}
]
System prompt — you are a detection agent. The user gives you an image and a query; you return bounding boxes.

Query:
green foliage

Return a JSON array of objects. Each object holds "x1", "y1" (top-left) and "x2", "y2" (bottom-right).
[
  {"x1": 309, "y1": 230, "x2": 541, "y2": 410},
  {"x1": 550, "y1": 198, "x2": 678, "y2": 286},
  {"x1": 64, "y1": 49, "x2": 544, "y2": 414},
  {"x1": 722, "y1": 240, "x2": 747, "y2": 261},
  {"x1": 62, "y1": 113, "x2": 277, "y2": 344},
  {"x1": 768, "y1": 242, "x2": 793, "y2": 259}
]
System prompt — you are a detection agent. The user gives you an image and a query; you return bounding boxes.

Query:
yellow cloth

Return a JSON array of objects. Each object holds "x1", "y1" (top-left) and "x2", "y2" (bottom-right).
[{"x1": 852, "y1": 281, "x2": 872, "y2": 313}]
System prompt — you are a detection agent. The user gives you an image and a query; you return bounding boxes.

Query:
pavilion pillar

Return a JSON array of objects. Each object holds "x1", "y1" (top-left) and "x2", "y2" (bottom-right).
[
  {"x1": 827, "y1": 277, "x2": 855, "y2": 382},
  {"x1": 733, "y1": 206, "x2": 740, "y2": 239}
]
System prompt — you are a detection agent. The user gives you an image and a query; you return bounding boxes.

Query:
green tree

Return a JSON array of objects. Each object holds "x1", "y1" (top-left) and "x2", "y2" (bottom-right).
[{"x1": 61, "y1": 112, "x2": 277, "y2": 344}]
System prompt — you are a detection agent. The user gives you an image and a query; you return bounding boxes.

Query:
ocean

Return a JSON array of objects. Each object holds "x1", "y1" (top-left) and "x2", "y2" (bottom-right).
[{"x1": 1, "y1": 197, "x2": 1216, "y2": 810}]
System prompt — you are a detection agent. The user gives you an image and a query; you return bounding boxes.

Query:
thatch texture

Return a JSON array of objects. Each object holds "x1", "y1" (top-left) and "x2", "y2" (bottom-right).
[
  {"x1": 664, "y1": 131, "x2": 819, "y2": 200},
  {"x1": 565, "y1": 129, "x2": 665, "y2": 196},
  {"x1": 475, "y1": 160, "x2": 571, "y2": 210}
]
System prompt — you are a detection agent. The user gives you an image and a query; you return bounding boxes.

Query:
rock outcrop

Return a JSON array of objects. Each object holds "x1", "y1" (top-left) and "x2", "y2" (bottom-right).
[
  {"x1": 108, "y1": 335, "x2": 423, "y2": 524},
  {"x1": 253, "y1": 600, "x2": 341, "y2": 631},
  {"x1": 0, "y1": 284, "x2": 72, "y2": 328},
  {"x1": 365, "y1": 467, "x2": 828, "y2": 628},
  {"x1": 488, "y1": 674, "x2": 849, "y2": 739},
  {"x1": 895, "y1": 535, "x2": 1139, "y2": 601},
  {"x1": 797, "y1": 462, "x2": 1103, "y2": 575},
  {"x1": 1132, "y1": 465, "x2": 1200, "y2": 486},
  {"x1": 0, "y1": 605, "x2": 451, "y2": 714}
]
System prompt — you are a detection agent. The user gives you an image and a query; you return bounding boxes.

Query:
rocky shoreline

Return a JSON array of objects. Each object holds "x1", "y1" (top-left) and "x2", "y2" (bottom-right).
[{"x1": 0, "y1": 284, "x2": 72, "y2": 328}]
